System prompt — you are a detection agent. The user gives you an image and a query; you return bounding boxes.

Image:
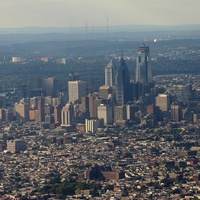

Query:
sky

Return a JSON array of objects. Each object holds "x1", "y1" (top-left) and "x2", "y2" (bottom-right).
[{"x1": 0, "y1": 0, "x2": 200, "y2": 28}]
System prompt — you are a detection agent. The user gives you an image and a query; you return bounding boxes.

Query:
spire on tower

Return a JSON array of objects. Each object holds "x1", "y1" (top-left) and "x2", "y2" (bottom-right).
[{"x1": 121, "y1": 49, "x2": 124, "y2": 58}]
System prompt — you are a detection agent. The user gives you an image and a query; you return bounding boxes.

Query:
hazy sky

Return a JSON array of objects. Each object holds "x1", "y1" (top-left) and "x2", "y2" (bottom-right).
[{"x1": 0, "y1": 0, "x2": 200, "y2": 28}]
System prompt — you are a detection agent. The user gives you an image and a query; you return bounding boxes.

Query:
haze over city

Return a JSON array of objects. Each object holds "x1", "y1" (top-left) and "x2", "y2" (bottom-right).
[
  {"x1": 0, "y1": 0, "x2": 200, "y2": 199},
  {"x1": 0, "y1": 0, "x2": 200, "y2": 28}
]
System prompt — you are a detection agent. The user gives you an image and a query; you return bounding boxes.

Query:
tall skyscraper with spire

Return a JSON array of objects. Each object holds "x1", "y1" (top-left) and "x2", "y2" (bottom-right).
[
  {"x1": 135, "y1": 44, "x2": 152, "y2": 84},
  {"x1": 105, "y1": 59, "x2": 117, "y2": 87},
  {"x1": 116, "y1": 54, "x2": 131, "y2": 105}
]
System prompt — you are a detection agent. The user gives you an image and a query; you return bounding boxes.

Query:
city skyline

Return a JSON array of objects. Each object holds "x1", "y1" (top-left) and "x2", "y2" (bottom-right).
[{"x1": 0, "y1": 0, "x2": 200, "y2": 28}]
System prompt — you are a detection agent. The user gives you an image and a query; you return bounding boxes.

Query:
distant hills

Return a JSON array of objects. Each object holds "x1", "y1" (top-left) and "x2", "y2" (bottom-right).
[
  {"x1": 0, "y1": 24, "x2": 200, "y2": 34},
  {"x1": 0, "y1": 24, "x2": 200, "y2": 46}
]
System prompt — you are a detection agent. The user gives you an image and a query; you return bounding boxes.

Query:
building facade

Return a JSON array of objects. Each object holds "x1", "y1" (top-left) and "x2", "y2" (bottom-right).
[
  {"x1": 61, "y1": 102, "x2": 74, "y2": 127},
  {"x1": 97, "y1": 104, "x2": 113, "y2": 126},
  {"x1": 37, "y1": 97, "x2": 45, "y2": 122},
  {"x1": 116, "y1": 56, "x2": 131, "y2": 106},
  {"x1": 85, "y1": 119, "x2": 99, "y2": 133},
  {"x1": 43, "y1": 77, "x2": 58, "y2": 98},
  {"x1": 14, "y1": 100, "x2": 29, "y2": 123},
  {"x1": 68, "y1": 80, "x2": 86, "y2": 103},
  {"x1": 105, "y1": 59, "x2": 117, "y2": 87},
  {"x1": 136, "y1": 44, "x2": 152, "y2": 84},
  {"x1": 171, "y1": 102, "x2": 181, "y2": 122}
]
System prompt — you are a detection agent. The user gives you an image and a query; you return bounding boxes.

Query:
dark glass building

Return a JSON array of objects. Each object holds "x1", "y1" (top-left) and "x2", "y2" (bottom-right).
[{"x1": 116, "y1": 56, "x2": 131, "y2": 105}]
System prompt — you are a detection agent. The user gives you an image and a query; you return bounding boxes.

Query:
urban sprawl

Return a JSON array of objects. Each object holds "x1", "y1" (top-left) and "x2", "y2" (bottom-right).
[{"x1": 0, "y1": 45, "x2": 200, "y2": 200}]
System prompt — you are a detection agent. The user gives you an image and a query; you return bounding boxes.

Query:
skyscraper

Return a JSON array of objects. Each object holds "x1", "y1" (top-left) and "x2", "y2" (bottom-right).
[
  {"x1": 54, "y1": 104, "x2": 62, "y2": 124},
  {"x1": 88, "y1": 93, "x2": 101, "y2": 118},
  {"x1": 61, "y1": 102, "x2": 74, "y2": 127},
  {"x1": 68, "y1": 80, "x2": 86, "y2": 103},
  {"x1": 43, "y1": 77, "x2": 58, "y2": 98},
  {"x1": 99, "y1": 85, "x2": 115, "y2": 100},
  {"x1": 37, "y1": 97, "x2": 45, "y2": 122},
  {"x1": 97, "y1": 104, "x2": 113, "y2": 126},
  {"x1": 14, "y1": 100, "x2": 29, "y2": 123},
  {"x1": 85, "y1": 119, "x2": 99, "y2": 133},
  {"x1": 171, "y1": 102, "x2": 181, "y2": 122},
  {"x1": 136, "y1": 44, "x2": 152, "y2": 84},
  {"x1": 81, "y1": 96, "x2": 89, "y2": 117},
  {"x1": 105, "y1": 59, "x2": 117, "y2": 86},
  {"x1": 114, "y1": 105, "x2": 126, "y2": 121},
  {"x1": 16, "y1": 85, "x2": 27, "y2": 101},
  {"x1": 156, "y1": 94, "x2": 170, "y2": 112},
  {"x1": 156, "y1": 94, "x2": 170, "y2": 119},
  {"x1": 116, "y1": 55, "x2": 131, "y2": 105}
]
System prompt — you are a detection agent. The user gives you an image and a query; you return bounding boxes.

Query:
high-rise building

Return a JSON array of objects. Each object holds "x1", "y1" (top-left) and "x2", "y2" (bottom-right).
[
  {"x1": 43, "y1": 77, "x2": 58, "y2": 98},
  {"x1": 61, "y1": 102, "x2": 74, "y2": 127},
  {"x1": 81, "y1": 96, "x2": 89, "y2": 117},
  {"x1": 171, "y1": 102, "x2": 181, "y2": 122},
  {"x1": 52, "y1": 98, "x2": 61, "y2": 107},
  {"x1": 54, "y1": 104, "x2": 62, "y2": 124},
  {"x1": 85, "y1": 119, "x2": 99, "y2": 133},
  {"x1": 126, "y1": 104, "x2": 139, "y2": 121},
  {"x1": 88, "y1": 94, "x2": 101, "y2": 118},
  {"x1": 29, "y1": 109, "x2": 36, "y2": 121},
  {"x1": 156, "y1": 94, "x2": 170, "y2": 112},
  {"x1": 156, "y1": 94, "x2": 170, "y2": 118},
  {"x1": 68, "y1": 80, "x2": 86, "y2": 103},
  {"x1": 99, "y1": 85, "x2": 115, "y2": 100},
  {"x1": 105, "y1": 59, "x2": 117, "y2": 86},
  {"x1": 114, "y1": 106, "x2": 126, "y2": 121},
  {"x1": 37, "y1": 97, "x2": 45, "y2": 122},
  {"x1": 116, "y1": 55, "x2": 131, "y2": 105},
  {"x1": 16, "y1": 85, "x2": 27, "y2": 101},
  {"x1": 29, "y1": 97, "x2": 39, "y2": 109},
  {"x1": 173, "y1": 84, "x2": 193, "y2": 103},
  {"x1": 97, "y1": 104, "x2": 113, "y2": 126},
  {"x1": 14, "y1": 100, "x2": 29, "y2": 123},
  {"x1": 5, "y1": 108, "x2": 14, "y2": 122},
  {"x1": 45, "y1": 96, "x2": 52, "y2": 105},
  {"x1": 44, "y1": 104, "x2": 52, "y2": 115},
  {"x1": 136, "y1": 44, "x2": 152, "y2": 84}
]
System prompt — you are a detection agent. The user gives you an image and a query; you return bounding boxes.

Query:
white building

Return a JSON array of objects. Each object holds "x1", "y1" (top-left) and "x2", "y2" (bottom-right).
[
  {"x1": 61, "y1": 102, "x2": 74, "y2": 127},
  {"x1": 85, "y1": 119, "x2": 99, "y2": 133},
  {"x1": 156, "y1": 94, "x2": 170, "y2": 112},
  {"x1": 97, "y1": 104, "x2": 113, "y2": 126},
  {"x1": 14, "y1": 99, "x2": 29, "y2": 123},
  {"x1": 105, "y1": 59, "x2": 117, "y2": 87},
  {"x1": 68, "y1": 80, "x2": 86, "y2": 103}
]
